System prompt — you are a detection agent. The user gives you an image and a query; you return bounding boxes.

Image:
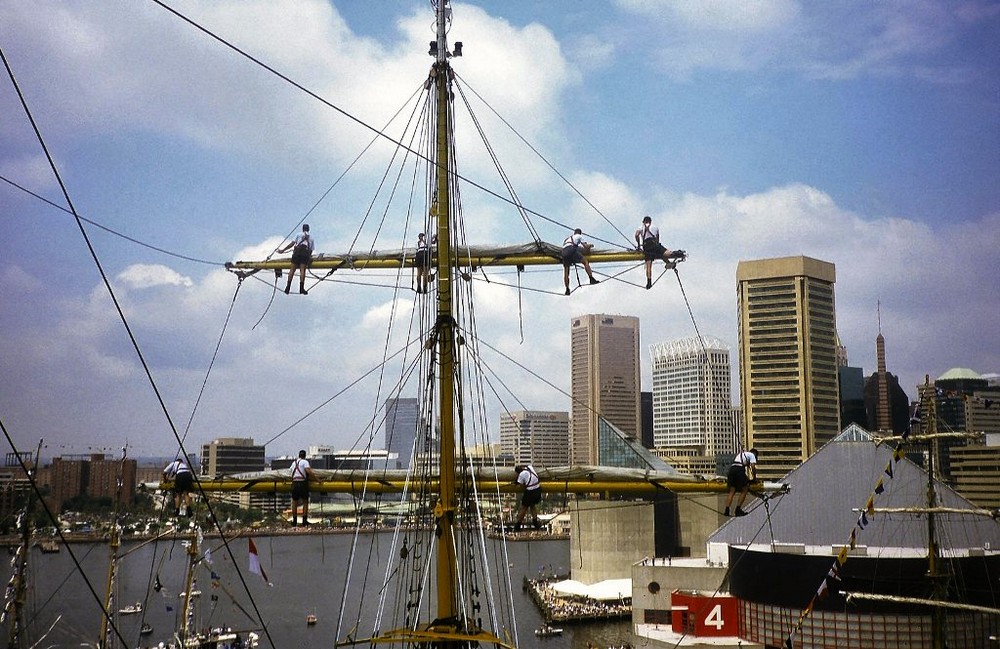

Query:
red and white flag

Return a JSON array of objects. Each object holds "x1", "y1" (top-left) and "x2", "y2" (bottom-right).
[{"x1": 248, "y1": 538, "x2": 270, "y2": 585}]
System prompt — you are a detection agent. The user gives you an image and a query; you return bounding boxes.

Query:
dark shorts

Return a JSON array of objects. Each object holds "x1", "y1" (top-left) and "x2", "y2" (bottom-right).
[
  {"x1": 642, "y1": 238, "x2": 666, "y2": 261},
  {"x1": 521, "y1": 488, "x2": 541, "y2": 508},
  {"x1": 727, "y1": 464, "x2": 749, "y2": 491},
  {"x1": 291, "y1": 480, "x2": 310, "y2": 502},
  {"x1": 173, "y1": 471, "x2": 193, "y2": 494},
  {"x1": 561, "y1": 246, "x2": 583, "y2": 267},
  {"x1": 291, "y1": 246, "x2": 312, "y2": 266},
  {"x1": 415, "y1": 249, "x2": 429, "y2": 269}
]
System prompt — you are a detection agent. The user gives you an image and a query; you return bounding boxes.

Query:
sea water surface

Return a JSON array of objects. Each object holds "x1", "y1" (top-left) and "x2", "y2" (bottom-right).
[{"x1": 24, "y1": 533, "x2": 631, "y2": 648}]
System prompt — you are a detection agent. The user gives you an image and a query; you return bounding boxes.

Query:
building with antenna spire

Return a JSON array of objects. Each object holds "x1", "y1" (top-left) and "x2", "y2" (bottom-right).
[{"x1": 862, "y1": 316, "x2": 910, "y2": 435}]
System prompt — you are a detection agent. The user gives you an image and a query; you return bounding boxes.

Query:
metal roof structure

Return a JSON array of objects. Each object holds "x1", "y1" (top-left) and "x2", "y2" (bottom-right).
[
  {"x1": 938, "y1": 367, "x2": 983, "y2": 381},
  {"x1": 709, "y1": 427, "x2": 1000, "y2": 554}
]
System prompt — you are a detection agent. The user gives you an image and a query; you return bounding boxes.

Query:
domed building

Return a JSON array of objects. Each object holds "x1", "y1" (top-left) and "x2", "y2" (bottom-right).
[{"x1": 709, "y1": 426, "x2": 1000, "y2": 648}]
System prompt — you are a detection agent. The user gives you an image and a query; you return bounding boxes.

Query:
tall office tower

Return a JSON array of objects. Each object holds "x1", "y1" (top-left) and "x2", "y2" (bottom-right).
[
  {"x1": 499, "y1": 410, "x2": 570, "y2": 467},
  {"x1": 570, "y1": 314, "x2": 641, "y2": 465},
  {"x1": 384, "y1": 397, "x2": 419, "y2": 469},
  {"x1": 862, "y1": 327, "x2": 910, "y2": 435},
  {"x1": 874, "y1": 329, "x2": 893, "y2": 431},
  {"x1": 737, "y1": 256, "x2": 840, "y2": 480},
  {"x1": 650, "y1": 335, "x2": 734, "y2": 458},
  {"x1": 201, "y1": 438, "x2": 265, "y2": 477}
]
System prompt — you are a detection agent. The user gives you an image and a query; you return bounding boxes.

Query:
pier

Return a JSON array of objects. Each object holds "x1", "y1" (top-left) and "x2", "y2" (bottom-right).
[{"x1": 526, "y1": 578, "x2": 631, "y2": 623}]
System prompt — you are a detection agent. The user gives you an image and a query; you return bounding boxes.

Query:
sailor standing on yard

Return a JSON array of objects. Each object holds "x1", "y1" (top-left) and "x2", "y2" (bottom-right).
[
  {"x1": 561, "y1": 228, "x2": 599, "y2": 295},
  {"x1": 634, "y1": 215, "x2": 685, "y2": 290},
  {"x1": 278, "y1": 224, "x2": 314, "y2": 295},
  {"x1": 513, "y1": 464, "x2": 542, "y2": 531},
  {"x1": 290, "y1": 450, "x2": 316, "y2": 526},
  {"x1": 724, "y1": 447, "x2": 758, "y2": 517},
  {"x1": 163, "y1": 457, "x2": 194, "y2": 517},
  {"x1": 414, "y1": 232, "x2": 436, "y2": 294}
]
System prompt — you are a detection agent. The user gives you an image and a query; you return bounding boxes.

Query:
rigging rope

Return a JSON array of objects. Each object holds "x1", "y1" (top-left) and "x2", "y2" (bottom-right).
[
  {"x1": 453, "y1": 81, "x2": 542, "y2": 244},
  {"x1": 455, "y1": 71, "x2": 635, "y2": 249},
  {"x1": 0, "y1": 421, "x2": 130, "y2": 648},
  {"x1": 179, "y1": 278, "x2": 244, "y2": 449},
  {"x1": 152, "y1": 0, "x2": 632, "y2": 256},
  {"x1": 1, "y1": 43, "x2": 280, "y2": 649},
  {"x1": 0, "y1": 174, "x2": 222, "y2": 266}
]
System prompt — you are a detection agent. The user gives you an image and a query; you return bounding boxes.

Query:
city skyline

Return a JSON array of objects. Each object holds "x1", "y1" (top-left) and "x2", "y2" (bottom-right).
[{"x1": 2, "y1": 2, "x2": 997, "y2": 459}]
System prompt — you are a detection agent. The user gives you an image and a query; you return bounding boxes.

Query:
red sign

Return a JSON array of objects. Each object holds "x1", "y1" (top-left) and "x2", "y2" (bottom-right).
[{"x1": 670, "y1": 590, "x2": 739, "y2": 637}]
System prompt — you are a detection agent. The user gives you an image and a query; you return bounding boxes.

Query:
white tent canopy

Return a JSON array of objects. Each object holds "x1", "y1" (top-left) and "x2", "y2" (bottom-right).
[{"x1": 549, "y1": 578, "x2": 631, "y2": 601}]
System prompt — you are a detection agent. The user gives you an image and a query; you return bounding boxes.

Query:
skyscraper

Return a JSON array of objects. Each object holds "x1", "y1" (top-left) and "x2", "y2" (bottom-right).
[
  {"x1": 862, "y1": 324, "x2": 910, "y2": 435},
  {"x1": 384, "y1": 397, "x2": 419, "y2": 469},
  {"x1": 649, "y1": 335, "x2": 734, "y2": 459},
  {"x1": 570, "y1": 314, "x2": 641, "y2": 465},
  {"x1": 498, "y1": 410, "x2": 570, "y2": 467},
  {"x1": 737, "y1": 256, "x2": 840, "y2": 480}
]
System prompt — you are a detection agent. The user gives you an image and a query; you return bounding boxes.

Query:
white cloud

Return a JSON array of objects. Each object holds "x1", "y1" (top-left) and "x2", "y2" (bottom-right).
[
  {"x1": 116, "y1": 264, "x2": 194, "y2": 289},
  {"x1": 611, "y1": 0, "x2": 991, "y2": 81},
  {"x1": 1, "y1": 265, "x2": 43, "y2": 293},
  {"x1": 1, "y1": 1, "x2": 995, "y2": 459}
]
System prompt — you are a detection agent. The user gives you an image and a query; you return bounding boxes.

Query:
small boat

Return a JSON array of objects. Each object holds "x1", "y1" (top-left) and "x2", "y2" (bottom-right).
[
  {"x1": 118, "y1": 601, "x2": 142, "y2": 615},
  {"x1": 306, "y1": 613, "x2": 318, "y2": 626},
  {"x1": 534, "y1": 624, "x2": 563, "y2": 637},
  {"x1": 140, "y1": 622, "x2": 153, "y2": 635}
]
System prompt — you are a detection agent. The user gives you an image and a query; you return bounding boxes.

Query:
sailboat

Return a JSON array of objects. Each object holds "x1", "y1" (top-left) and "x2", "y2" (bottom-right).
[
  {"x1": 217, "y1": 2, "x2": 785, "y2": 648},
  {"x1": 1, "y1": 2, "x2": 788, "y2": 648}
]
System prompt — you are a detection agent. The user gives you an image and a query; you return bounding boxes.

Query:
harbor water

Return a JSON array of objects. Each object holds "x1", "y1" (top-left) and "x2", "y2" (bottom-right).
[{"x1": 21, "y1": 533, "x2": 631, "y2": 648}]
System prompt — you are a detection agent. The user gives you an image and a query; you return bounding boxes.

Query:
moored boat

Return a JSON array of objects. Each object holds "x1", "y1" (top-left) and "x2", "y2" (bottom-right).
[
  {"x1": 534, "y1": 623, "x2": 563, "y2": 637},
  {"x1": 118, "y1": 601, "x2": 142, "y2": 615}
]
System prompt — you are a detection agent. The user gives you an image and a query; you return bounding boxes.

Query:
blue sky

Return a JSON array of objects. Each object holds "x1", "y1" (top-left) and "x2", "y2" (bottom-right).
[{"x1": 1, "y1": 0, "x2": 998, "y2": 461}]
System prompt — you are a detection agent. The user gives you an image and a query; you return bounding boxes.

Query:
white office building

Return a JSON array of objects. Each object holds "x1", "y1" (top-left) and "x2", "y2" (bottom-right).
[{"x1": 650, "y1": 336, "x2": 734, "y2": 458}]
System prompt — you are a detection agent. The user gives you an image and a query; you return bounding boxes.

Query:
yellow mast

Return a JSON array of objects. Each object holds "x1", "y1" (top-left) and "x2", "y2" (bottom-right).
[
  {"x1": 921, "y1": 376, "x2": 946, "y2": 649},
  {"x1": 167, "y1": 474, "x2": 783, "y2": 497},
  {"x1": 98, "y1": 527, "x2": 120, "y2": 649},
  {"x1": 431, "y1": 0, "x2": 459, "y2": 624},
  {"x1": 214, "y1": 2, "x2": 748, "y2": 645}
]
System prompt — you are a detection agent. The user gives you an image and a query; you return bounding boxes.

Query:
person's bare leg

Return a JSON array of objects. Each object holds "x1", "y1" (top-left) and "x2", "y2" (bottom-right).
[{"x1": 297, "y1": 265, "x2": 307, "y2": 294}]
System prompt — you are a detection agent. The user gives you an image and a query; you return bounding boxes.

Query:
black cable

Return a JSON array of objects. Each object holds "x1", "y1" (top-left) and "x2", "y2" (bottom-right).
[
  {"x1": 0, "y1": 174, "x2": 222, "y2": 266},
  {"x1": 0, "y1": 42, "x2": 278, "y2": 649},
  {"x1": 260, "y1": 341, "x2": 418, "y2": 448},
  {"x1": 455, "y1": 71, "x2": 634, "y2": 249},
  {"x1": 0, "y1": 423, "x2": 130, "y2": 648},
  {"x1": 178, "y1": 279, "x2": 244, "y2": 449},
  {"x1": 149, "y1": 0, "x2": 630, "y2": 253}
]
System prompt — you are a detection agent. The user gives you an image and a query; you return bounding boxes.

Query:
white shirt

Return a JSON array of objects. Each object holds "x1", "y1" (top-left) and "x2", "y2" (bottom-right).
[
  {"x1": 290, "y1": 458, "x2": 311, "y2": 481},
  {"x1": 164, "y1": 459, "x2": 191, "y2": 477},
  {"x1": 517, "y1": 466, "x2": 540, "y2": 491},
  {"x1": 637, "y1": 223, "x2": 659, "y2": 241},
  {"x1": 294, "y1": 233, "x2": 314, "y2": 252},
  {"x1": 563, "y1": 233, "x2": 584, "y2": 250},
  {"x1": 733, "y1": 451, "x2": 756, "y2": 467}
]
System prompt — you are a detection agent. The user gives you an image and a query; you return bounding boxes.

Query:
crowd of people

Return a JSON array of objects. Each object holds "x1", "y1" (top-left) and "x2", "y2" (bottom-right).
[{"x1": 527, "y1": 579, "x2": 631, "y2": 622}]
